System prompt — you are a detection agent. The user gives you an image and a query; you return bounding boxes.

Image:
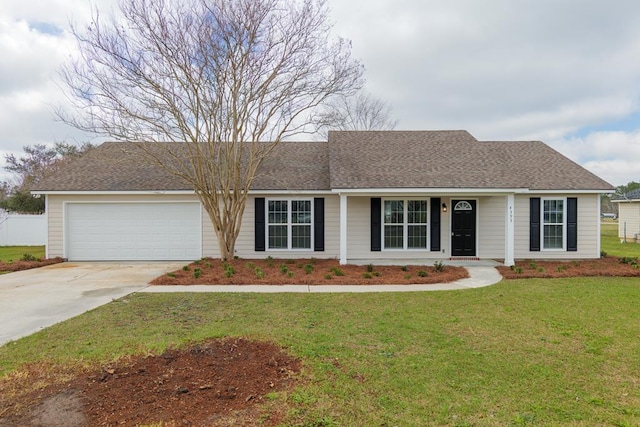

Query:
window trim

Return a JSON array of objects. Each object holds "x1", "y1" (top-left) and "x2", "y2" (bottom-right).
[
  {"x1": 381, "y1": 197, "x2": 429, "y2": 250},
  {"x1": 541, "y1": 197, "x2": 566, "y2": 251},
  {"x1": 265, "y1": 197, "x2": 314, "y2": 251}
]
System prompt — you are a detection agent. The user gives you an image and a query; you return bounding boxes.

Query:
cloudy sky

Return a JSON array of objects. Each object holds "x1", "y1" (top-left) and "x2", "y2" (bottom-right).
[{"x1": 1, "y1": 0, "x2": 640, "y2": 186}]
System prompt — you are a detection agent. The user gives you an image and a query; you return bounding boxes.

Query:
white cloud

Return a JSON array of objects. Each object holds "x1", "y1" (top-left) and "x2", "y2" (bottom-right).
[
  {"x1": 551, "y1": 130, "x2": 640, "y2": 186},
  {"x1": 1, "y1": 0, "x2": 640, "y2": 185}
]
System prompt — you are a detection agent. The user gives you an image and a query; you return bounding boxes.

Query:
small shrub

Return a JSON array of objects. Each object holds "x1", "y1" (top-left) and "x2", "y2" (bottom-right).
[
  {"x1": 279, "y1": 264, "x2": 289, "y2": 274},
  {"x1": 224, "y1": 268, "x2": 234, "y2": 278},
  {"x1": 167, "y1": 272, "x2": 176, "y2": 278},
  {"x1": 226, "y1": 265, "x2": 235, "y2": 275},
  {"x1": 296, "y1": 263, "x2": 303, "y2": 269},
  {"x1": 21, "y1": 253, "x2": 37, "y2": 262},
  {"x1": 182, "y1": 265, "x2": 190, "y2": 271},
  {"x1": 246, "y1": 262, "x2": 255, "y2": 269},
  {"x1": 537, "y1": 267, "x2": 545, "y2": 273},
  {"x1": 204, "y1": 262, "x2": 211, "y2": 268},
  {"x1": 417, "y1": 270, "x2": 428, "y2": 277},
  {"x1": 233, "y1": 255, "x2": 239, "y2": 260},
  {"x1": 400, "y1": 265, "x2": 408, "y2": 272},
  {"x1": 324, "y1": 274, "x2": 332, "y2": 280},
  {"x1": 366, "y1": 264, "x2": 374, "y2": 272},
  {"x1": 514, "y1": 267, "x2": 523, "y2": 274},
  {"x1": 265, "y1": 256, "x2": 274, "y2": 267},
  {"x1": 404, "y1": 274, "x2": 412, "y2": 279},
  {"x1": 330, "y1": 267, "x2": 344, "y2": 276},
  {"x1": 193, "y1": 260, "x2": 201, "y2": 265},
  {"x1": 372, "y1": 271, "x2": 380, "y2": 277},
  {"x1": 529, "y1": 262, "x2": 537, "y2": 270},
  {"x1": 556, "y1": 265, "x2": 567, "y2": 272},
  {"x1": 600, "y1": 250, "x2": 607, "y2": 258},
  {"x1": 193, "y1": 268, "x2": 201, "y2": 279},
  {"x1": 620, "y1": 256, "x2": 639, "y2": 265},
  {"x1": 633, "y1": 263, "x2": 639, "y2": 269},
  {"x1": 433, "y1": 260, "x2": 445, "y2": 272},
  {"x1": 571, "y1": 260, "x2": 581, "y2": 267},
  {"x1": 287, "y1": 271, "x2": 295, "y2": 278},
  {"x1": 362, "y1": 272, "x2": 372, "y2": 279},
  {"x1": 255, "y1": 268, "x2": 264, "y2": 279},
  {"x1": 304, "y1": 264, "x2": 314, "y2": 274}
]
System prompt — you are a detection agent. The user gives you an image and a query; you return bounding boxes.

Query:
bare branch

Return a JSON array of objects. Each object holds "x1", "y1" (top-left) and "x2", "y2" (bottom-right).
[
  {"x1": 57, "y1": 0, "x2": 363, "y2": 259},
  {"x1": 313, "y1": 90, "x2": 398, "y2": 139}
]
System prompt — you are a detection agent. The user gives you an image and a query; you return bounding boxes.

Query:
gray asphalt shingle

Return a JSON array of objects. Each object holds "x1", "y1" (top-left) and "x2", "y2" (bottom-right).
[{"x1": 32, "y1": 131, "x2": 613, "y2": 192}]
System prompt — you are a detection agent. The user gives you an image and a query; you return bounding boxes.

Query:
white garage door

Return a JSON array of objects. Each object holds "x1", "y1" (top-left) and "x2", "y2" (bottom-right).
[{"x1": 66, "y1": 203, "x2": 201, "y2": 261}]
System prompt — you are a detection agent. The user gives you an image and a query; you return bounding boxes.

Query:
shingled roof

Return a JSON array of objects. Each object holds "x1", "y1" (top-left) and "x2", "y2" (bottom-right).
[
  {"x1": 612, "y1": 188, "x2": 640, "y2": 201},
  {"x1": 328, "y1": 131, "x2": 613, "y2": 191},
  {"x1": 33, "y1": 131, "x2": 613, "y2": 193},
  {"x1": 33, "y1": 141, "x2": 330, "y2": 192}
]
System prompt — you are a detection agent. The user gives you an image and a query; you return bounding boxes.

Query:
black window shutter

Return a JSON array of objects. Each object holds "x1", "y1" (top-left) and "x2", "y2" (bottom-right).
[
  {"x1": 530, "y1": 197, "x2": 541, "y2": 252},
  {"x1": 430, "y1": 198, "x2": 441, "y2": 251},
  {"x1": 371, "y1": 198, "x2": 381, "y2": 251},
  {"x1": 255, "y1": 198, "x2": 265, "y2": 252},
  {"x1": 567, "y1": 197, "x2": 578, "y2": 252},
  {"x1": 313, "y1": 198, "x2": 325, "y2": 251}
]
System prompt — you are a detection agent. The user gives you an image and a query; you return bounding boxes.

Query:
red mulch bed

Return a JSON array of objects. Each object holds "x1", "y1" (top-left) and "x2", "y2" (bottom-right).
[
  {"x1": 0, "y1": 338, "x2": 301, "y2": 426},
  {"x1": 150, "y1": 258, "x2": 468, "y2": 286},
  {"x1": 498, "y1": 256, "x2": 640, "y2": 279},
  {"x1": 0, "y1": 257, "x2": 64, "y2": 273}
]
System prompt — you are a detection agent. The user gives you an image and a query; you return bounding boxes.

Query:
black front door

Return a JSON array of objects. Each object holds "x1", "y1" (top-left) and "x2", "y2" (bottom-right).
[{"x1": 451, "y1": 200, "x2": 476, "y2": 256}]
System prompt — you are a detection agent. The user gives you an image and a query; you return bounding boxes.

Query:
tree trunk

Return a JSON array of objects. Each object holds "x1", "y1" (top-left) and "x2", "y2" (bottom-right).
[{"x1": 200, "y1": 193, "x2": 247, "y2": 261}]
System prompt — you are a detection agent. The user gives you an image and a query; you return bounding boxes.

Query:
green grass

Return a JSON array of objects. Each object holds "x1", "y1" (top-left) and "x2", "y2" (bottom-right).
[
  {"x1": 601, "y1": 221, "x2": 640, "y2": 258},
  {"x1": 2, "y1": 278, "x2": 639, "y2": 426},
  {"x1": 0, "y1": 246, "x2": 45, "y2": 262}
]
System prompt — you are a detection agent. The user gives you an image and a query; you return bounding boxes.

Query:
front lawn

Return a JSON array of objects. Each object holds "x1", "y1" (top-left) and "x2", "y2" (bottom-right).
[{"x1": 2, "y1": 278, "x2": 639, "y2": 425}]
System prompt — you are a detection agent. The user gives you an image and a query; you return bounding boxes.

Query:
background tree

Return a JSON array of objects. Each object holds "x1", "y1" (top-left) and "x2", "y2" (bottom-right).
[
  {"x1": 314, "y1": 90, "x2": 398, "y2": 139},
  {"x1": 601, "y1": 180, "x2": 640, "y2": 215},
  {"x1": 59, "y1": 0, "x2": 363, "y2": 260},
  {"x1": 0, "y1": 142, "x2": 93, "y2": 214}
]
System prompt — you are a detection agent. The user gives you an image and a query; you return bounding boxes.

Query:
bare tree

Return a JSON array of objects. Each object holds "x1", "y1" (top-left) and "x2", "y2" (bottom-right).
[
  {"x1": 314, "y1": 90, "x2": 398, "y2": 139},
  {"x1": 58, "y1": 0, "x2": 363, "y2": 260},
  {"x1": 1, "y1": 142, "x2": 93, "y2": 214}
]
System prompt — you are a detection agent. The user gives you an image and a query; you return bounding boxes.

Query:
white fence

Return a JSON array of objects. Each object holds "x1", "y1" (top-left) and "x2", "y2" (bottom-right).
[{"x1": 0, "y1": 214, "x2": 46, "y2": 246}]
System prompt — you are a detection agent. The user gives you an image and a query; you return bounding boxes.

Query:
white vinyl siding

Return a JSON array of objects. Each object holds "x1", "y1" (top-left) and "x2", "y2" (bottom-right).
[
  {"x1": 514, "y1": 194, "x2": 600, "y2": 259},
  {"x1": 234, "y1": 194, "x2": 339, "y2": 259},
  {"x1": 347, "y1": 196, "x2": 444, "y2": 261},
  {"x1": 476, "y1": 196, "x2": 505, "y2": 259},
  {"x1": 617, "y1": 202, "x2": 640, "y2": 241}
]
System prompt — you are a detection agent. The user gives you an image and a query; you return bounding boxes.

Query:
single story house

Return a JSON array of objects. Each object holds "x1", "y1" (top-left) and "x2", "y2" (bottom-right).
[
  {"x1": 612, "y1": 189, "x2": 640, "y2": 242},
  {"x1": 32, "y1": 130, "x2": 614, "y2": 265}
]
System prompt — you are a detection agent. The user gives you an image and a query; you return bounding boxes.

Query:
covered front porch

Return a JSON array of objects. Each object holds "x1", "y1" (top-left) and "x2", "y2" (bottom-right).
[{"x1": 335, "y1": 190, "x2": 517, "y2": 267}]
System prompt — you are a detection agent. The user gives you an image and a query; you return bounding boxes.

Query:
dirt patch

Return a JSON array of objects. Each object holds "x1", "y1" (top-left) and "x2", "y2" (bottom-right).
[
  {"x1": 0, "y1": 257, "x2": 64, "y2": 274},
  {"x1": 0, "y1": 338, "x2": 300, "y2": 426},
  {"x1": 498, "y1": 256, "x2": 640, "y2": 279},
  {"x1": 151, "y1": 258, "x2": 468, "y2": 286}
]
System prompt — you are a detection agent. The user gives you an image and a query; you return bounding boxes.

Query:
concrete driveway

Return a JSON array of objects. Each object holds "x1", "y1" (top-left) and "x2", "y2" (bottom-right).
[{"x1": 0, "y1": 262, "x2": 183, "y2": 346}]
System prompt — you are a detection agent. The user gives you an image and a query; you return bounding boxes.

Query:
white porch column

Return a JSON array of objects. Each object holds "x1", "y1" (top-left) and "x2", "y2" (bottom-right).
[
  {"x1": 339, "y1": 193, "x2": 348, "y2": 265},
  {"x1": 505, "y1": 193, "x2": 515, "y2": 266},
  {"x1": 596, "y1": 194, "x2": 601, "y2": 257}
]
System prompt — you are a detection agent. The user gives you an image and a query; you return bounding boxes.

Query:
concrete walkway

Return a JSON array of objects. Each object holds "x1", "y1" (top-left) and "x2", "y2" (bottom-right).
[
  {"x1": 140, "y1": 266, "x2": 503, "y2": 294},
  {"x1": 0, "y1": 263, "x2": 502, "y2": 346}
]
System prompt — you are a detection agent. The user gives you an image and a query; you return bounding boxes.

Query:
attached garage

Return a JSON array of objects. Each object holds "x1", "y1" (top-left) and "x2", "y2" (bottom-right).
[{"x1": 65, "y1": 202, "x2": 201, "y2": 261}]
